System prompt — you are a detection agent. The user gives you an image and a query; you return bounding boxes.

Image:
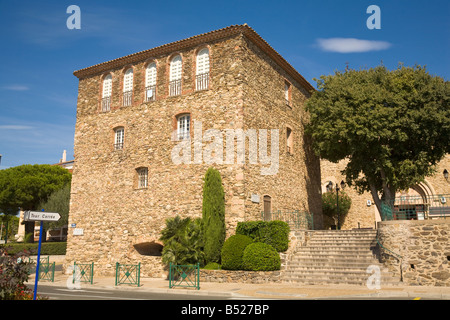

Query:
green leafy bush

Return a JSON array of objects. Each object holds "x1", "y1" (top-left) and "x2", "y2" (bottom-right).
[
  {"x1": 160, "y1": 216, "x2": 205, "y2": 266},
  {"x1": 203, "y1": 262, "x2": 221, "y2": 270},
  {"x1": 221, "y1": 234, "x2": 253, "y2": 270},
  {"x1": 0, "y1": 248, "x2": 34, "y2": 300},
  {"x1": 1, "y1": 242, "x2": 67, "y2": 255},
  {"x1": 242, "y1": 242, "x2": 281, "y2": 271},
  {"x1": 236, "y1": 220, "x2": 289, "y2": 252}
]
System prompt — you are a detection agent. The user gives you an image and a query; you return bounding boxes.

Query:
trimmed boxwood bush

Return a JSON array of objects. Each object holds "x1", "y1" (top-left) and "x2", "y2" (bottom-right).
[
  {"x1": 0, "y1": 242, "x2": 67, "y2": 256},
  {"x1": 221, "y1": 234, "x2": 253, "y2": 270},
  {"x1": 236, "y1": 220, "x2": 289, "y2": 252},
  {"x1": 242, "y1": 242, "x2": 281, "y2": 271},
  {"x1": 203, "y1": 262, "x2": 221, "y2": 270}
]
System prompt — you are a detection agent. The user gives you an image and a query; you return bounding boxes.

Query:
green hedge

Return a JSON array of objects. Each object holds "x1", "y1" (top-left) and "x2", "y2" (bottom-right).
[
  {"x1": 236, "y1": 220, "x2": 290, "y2": 252},
  {"x1": 221, "y1": 234, "x2": 253, "y2": 270},
  {"x1": 0, "y1": 242, "x2": 67, "y2": 255},
  {"x1": 242, "y1": 242, "x2": 281, "y2": 271}
]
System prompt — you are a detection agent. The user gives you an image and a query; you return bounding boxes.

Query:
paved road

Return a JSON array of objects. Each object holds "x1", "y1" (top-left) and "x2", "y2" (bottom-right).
[{"x1": 28, "y1": 284, "x2": 235, "y2": 300}]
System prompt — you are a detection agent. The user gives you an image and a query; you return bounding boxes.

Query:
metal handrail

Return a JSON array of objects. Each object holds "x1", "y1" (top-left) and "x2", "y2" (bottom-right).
[{"x1": 376, "y1": 233, "x2": 403, "y2": 282}]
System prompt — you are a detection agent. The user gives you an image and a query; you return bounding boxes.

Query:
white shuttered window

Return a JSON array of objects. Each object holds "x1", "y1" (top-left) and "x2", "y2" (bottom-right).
[
  {"x1": 196, "y1": 48, "x2": 210, "y2": 75},
  {"x1": 123, "y1": 68, "x2": 134, "y2": 92},
  {"x1": 146, "y1": 63, "x2": 157, "y2": 87},
  {"x1": 102, "y1": 74, "x2": 112, "y2": 98},
  {"x1": 170, "y1": 55, "x2": 182, "y2": 81}
]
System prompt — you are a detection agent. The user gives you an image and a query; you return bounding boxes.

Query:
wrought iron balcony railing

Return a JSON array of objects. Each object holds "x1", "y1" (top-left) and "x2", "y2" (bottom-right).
[
  {"x1": 123, "y1": 90, "x2": 133, "y2": 106},
  {"x1": 101, "y1": 96, "x2": 111, "y2": 112},
  {"x1": 195, "y1": 72, "x2": 209, "y2": 91},
  {"x1": 169, "y1": 79, "x2": 181, "y2": 96}
]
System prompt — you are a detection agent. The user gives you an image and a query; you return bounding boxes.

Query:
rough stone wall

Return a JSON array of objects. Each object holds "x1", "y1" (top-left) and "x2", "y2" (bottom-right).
[
  {"x1": 239, "y1": 35, "x2": 323, "y2": 228},
  {"x1": 65, "y1": 33, "x2": 321, "y2": 276},
  {"x1": 378, "y1": 219, "x2": 450, "y2": 286}
]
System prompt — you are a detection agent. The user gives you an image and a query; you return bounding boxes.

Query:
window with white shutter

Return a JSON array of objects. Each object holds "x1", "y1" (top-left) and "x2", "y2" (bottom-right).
[
  {"x1": 169, "y1": 55, "x2": 182, "y2": 96},
  {"x1": 177, "y1": 114, "x2": 190, "y2": 140},
  {"x1": 123, "y1": 68, "x2": 133, "y2": 106},
  {"x1": 170, "y1": 55, "x2": 182, "y2": 81},
  {"x1": 114, "y1": 127, "x2": 124, "y2": 150},
  {"x1": 196, "y1": 48, "x2": 210, "y2": 75},
  {"x1": 196, "y1": 48, "x2": 210, "y2": 91},
  {"x1": 145, "y1": 63, "x2": 157, "y2": 101},
  {"x1": 101, "y1": 74, "x2": 112, "y2": 112},
  {"x1": 123, "y1": 68, "x2": 134, "y2": 92},
  {"x1": 102, "y1": 74, "x2": 112, "y2": 98}
]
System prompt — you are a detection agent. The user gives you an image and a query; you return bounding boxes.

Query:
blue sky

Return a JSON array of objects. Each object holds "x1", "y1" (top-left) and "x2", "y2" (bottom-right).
[{"x1": 0, "y1": 0, "x2": 449, "y2": 169}]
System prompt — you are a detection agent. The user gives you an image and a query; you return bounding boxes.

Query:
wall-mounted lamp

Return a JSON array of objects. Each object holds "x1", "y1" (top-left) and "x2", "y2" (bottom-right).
[
  {"x1": 444, "y1": 169, "x2": 449, "y2": 180},
  {"x1": 326, "y1": 181, "x2": 333, "y2": 192}
]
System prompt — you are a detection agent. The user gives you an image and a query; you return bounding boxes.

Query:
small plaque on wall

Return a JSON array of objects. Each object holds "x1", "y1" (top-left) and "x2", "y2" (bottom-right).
[
  {"x1": 73, "y1": 228, "x2": 84, "y2": 236},
  {"x1": 251, "y1": 194, "x2": 260, "y2": 203}
]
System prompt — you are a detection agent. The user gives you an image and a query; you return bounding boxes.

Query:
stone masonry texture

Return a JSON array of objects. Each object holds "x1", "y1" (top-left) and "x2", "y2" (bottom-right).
[
  {"x1": 65, "y1": 25, "x2": 323, "y2": 277},
  {"x1": 378, "y1": 219, "x2": 450, "y2": 286}
]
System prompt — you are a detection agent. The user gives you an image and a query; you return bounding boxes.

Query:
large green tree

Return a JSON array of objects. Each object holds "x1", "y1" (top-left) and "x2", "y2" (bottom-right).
[
  {"x1": 0, "y1": 164, "x2": 71, "y2": 242},
  {"x1": 306, "y1": 64, "x2": 450, "y2": 213},
  {"x1": 202, "y1": 167, "x2": 226, "y2": 264}
]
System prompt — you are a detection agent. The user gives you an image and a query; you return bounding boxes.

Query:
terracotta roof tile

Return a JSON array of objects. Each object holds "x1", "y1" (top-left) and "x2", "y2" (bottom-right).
[{"x1": 73, "y1": 24, "x2": 314, "y2": 92}]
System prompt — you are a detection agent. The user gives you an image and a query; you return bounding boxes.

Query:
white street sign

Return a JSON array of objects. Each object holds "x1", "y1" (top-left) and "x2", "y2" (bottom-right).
[{"x1": 24, "y1": 211, "x2": 61, "y2": 222}]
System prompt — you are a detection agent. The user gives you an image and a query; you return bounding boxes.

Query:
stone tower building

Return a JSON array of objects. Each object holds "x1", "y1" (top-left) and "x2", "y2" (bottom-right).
[{"x1": 65, "y1": 25, "x2": 322, "y2": 276}]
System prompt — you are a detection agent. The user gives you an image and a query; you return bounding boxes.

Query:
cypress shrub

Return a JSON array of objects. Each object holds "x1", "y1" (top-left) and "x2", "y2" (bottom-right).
[
  {"x1": 242, "y1": 242, "x2": 281, "y2": 271},
  {"x1": 221, "y1": 234, "x2": 253, "y2": 270},
  {"x1": 202, "y1": 167, "x2": 226, "y2": 264}
]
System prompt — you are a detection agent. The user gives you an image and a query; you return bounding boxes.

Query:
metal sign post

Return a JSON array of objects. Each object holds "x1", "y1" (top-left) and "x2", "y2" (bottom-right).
[{"x1": 24, "y1": 209, "x2": 60, "y2": 300}]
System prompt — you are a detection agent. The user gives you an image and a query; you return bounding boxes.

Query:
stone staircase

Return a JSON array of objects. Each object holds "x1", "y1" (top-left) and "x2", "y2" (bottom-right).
[{"x1": 281, "y1": 229, "x2": 401, "y2": 286}]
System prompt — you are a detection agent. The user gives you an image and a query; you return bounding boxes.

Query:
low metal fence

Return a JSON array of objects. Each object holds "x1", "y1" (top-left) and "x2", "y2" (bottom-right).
[
  {"x1": 381, "y1": 194, "x2": 450, "y2": 221},
  {"x1": 38, "y1": 262, "x2": 55, "y2": 282},
  {"x1": 115, "y1": 262, "x2": 141, "y2": 287},
  {"x1": 73, "y1": 262, "x2": 94, "y2": 284},
  {"x1": 169, "y1": 263, "x2": 200, "y2": 290},
  {"x1": 261, "y1": 210, "x2": 315, "y2": 230}
]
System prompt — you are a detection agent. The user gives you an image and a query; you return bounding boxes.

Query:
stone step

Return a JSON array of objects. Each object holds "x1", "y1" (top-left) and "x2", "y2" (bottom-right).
[
  {"x1": 285, "y1": 260, "x2": 382, "y2": 268},
  {"x1": 291, "y1": 253, "x2": 377, "y2": 260},
  {"x1": 280, "y1": 229, "x2": 399, "y2": 285},
  {"x1": 284, "y1": 265, "x2": 389, "y2": 274},
  {"x1": 282, "y1": 275, "x2": 401, "y2": 286},
  {"x1": 295, "y1": 245, "x2": 376, "y2": 251}
]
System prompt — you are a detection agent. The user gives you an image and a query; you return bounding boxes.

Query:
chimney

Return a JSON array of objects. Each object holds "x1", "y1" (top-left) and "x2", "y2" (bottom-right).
[{"x1": 62, "y1": 150, "x2": 67, "y2": 163}]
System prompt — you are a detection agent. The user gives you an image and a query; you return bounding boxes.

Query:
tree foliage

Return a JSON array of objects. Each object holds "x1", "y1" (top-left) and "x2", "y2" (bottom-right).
[
  {"x1": 306, "y1": 64, "x2": 450, "y2": 211},
  {"x1": 202, "y1": 167, "x2": 225, "y2": 264},
  {"x1": 160, "y1": 216, "x2": 205, "y2": 266},
  {"x1": 38, "y1": 183, "x2": 71, "y2": 229},
  {"x1": 321, "y1": 191, "x2": 352, "y2": 228},
  {"x1": 0, "y1": 164, "x2": 71, "y2": 214},
  {"x1": 0, "y1": 164, "x2": 71, "y2": 242}
]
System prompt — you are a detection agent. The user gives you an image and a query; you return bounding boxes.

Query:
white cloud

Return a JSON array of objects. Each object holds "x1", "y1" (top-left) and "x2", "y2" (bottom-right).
[
  {"x1": 2, "y1": 85, "x2": 30, "y2": 91},
  {"x1": 316, "y1": 38, "x2": 392, "y2": 53},
  {"x1": 0, "y1": 125, "x2": 34, "y2": 130}
]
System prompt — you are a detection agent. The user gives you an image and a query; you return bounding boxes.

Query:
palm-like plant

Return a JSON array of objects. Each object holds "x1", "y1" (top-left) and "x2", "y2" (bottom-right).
[{"x1": 160, "y1": 216, "x2": 205, "y2": 266}]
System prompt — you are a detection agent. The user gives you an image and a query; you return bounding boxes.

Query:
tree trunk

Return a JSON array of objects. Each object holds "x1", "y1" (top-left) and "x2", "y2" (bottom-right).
[{"x1": 24, "y1": 221, "x2": 35, "y2": 243}]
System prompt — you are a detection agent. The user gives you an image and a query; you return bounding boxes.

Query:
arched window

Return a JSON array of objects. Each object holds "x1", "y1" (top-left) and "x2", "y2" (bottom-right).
[
  {"x1": 176, "y1": 113, "x2": 190, "y2": 140},
  {"x1": 123, "y1": 68, "x2": 133, "y2": 106},
  {"x1": 101, "y1": 74, "x2": 112, "y2": 112},
  {"x1": 169, "y1": 55, "x2": 182, "y2": 96},
  {"x1": 145, "y1": 62, "x2": 157, "y2": 101},
  {"x1": 196, "y1": 48, "x2": 210, "y2": 91},
  {"x1": 114, "y1": 127, "x2": 124, "y2": 150}
]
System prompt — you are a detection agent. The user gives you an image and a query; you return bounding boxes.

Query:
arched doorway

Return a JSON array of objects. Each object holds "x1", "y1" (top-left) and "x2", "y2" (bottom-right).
[{"x1": 394, "y1": 182, "x2": 435, "y2": 220}]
